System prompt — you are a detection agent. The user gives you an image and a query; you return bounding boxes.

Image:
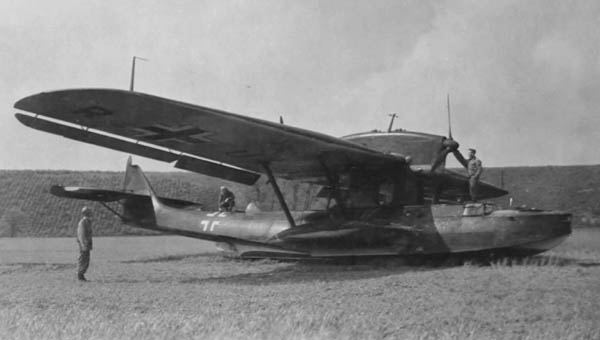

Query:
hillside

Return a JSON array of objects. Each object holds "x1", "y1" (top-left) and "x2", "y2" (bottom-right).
[
  {"x1": 481, "y1": 166, "x2": 600, "y2": 224},
  {"x1": 0, "y1": 165, "x2": 598, "y2": 237},
  {"x1": 0, "y1": 170, "x2": 319, "y2": 237}
]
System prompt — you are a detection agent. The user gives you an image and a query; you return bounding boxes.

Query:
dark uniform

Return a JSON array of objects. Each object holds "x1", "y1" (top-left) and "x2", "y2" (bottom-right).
[
  {"x1": 77, "y1": 207, "x2": 93, "y2": 281},
  {"x1": 218, "y1": 187, "x2": 235, "y2": 212},
  {"x1": 467, "y1": 149, "x2": 483, "y2": 202}
]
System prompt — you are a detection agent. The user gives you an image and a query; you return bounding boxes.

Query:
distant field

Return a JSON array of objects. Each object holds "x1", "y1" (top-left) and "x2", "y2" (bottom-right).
[
  {"x1": 1, "y1": 165, "x2": 599, "y2": 238},
  {"x1": 1, "y1": 229, "x2": 599, "y2": 339}
]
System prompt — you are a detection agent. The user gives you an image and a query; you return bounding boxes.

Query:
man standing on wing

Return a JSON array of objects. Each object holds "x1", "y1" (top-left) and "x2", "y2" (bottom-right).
[
  {"x1": 467, "y1": 148, "x2": 483, "y2": 202},
  {"x1": 77, "y1": 206, "x2": 93, "y2": 281}
]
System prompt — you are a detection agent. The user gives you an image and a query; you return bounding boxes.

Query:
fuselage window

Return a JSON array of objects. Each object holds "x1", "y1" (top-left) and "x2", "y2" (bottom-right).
[{"x1": 378, "y1": 180, "x2": 394, "y2": 205}]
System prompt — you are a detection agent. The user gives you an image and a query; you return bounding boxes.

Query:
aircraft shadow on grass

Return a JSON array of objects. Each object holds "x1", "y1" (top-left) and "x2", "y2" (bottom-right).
[
  {"x1": 177, "y1": 266, "x2": 429, "y2": 285},
  {"x1": 3, "y1": 254, "x2": 598, "y2": 285},
  {"x1": 189, "y1": 257, "x2": 600, "y2": 286},
  {"x1": 119, "y1": 252, "x2": 218, "y2": 264},
  {"x1": 112, "y1": 253, "x2": 600, "y2": 285},
  {"x1": 108, "y1": 255, "x2": 444, "y2": 284}
]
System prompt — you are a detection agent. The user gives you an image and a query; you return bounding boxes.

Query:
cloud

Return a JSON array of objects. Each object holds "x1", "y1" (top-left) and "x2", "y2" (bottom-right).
[
  {"x1": 334, "y1": 0, "x2": 600, "y2": 166},
  {"x1": 2, "y1": 0, "x2": 599, "y2": 169}
]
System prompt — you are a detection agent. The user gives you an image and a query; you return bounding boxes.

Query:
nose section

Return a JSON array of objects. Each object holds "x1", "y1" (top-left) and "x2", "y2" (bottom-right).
[
  {"x1": 556, "y1": 212, "x2": 573, "y2": 236},
  {"x1": 519, "y1": 211, "x2": 572, "y2": 253},
  {"x1": 539, "y1": 211, "x2": 572, "y2": 237},
  {"x1": 492, "y1": 209, "x2": 573, "y2": 255}
]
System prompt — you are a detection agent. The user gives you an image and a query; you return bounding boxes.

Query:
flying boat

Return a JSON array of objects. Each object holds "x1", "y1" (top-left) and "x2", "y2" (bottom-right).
[{"x1": 14, "y1": 88, "x2": 571, "y2": 259}]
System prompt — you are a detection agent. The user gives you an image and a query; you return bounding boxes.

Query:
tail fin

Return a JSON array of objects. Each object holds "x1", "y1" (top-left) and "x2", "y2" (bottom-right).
[
  {"x1": 120, "y1": 158, "x2": 164, "y2": 226},
  {"x1": 51, "y1": 157, "x2": 201, "y2": 228},
  {"x1": 125, "y1": 159, "x2": 181, "y2": 228},
  {"x1": 122, "y1": 156, "x2": 151, "y2": 195}
]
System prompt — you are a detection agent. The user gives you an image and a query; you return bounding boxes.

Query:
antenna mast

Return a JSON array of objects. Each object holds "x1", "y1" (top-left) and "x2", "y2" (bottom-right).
[
  {"x1": 447, "y1": 93, "x2": 452, "y2": 139},
  {"x1": 129, "y1": 56, "x2": 148, "y2": 91},
  {"x1": 387, "y1": 113, "x2": 398, "y2": 132}
]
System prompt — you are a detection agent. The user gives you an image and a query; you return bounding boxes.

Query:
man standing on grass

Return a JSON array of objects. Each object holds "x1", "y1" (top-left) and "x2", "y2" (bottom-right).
[{"x1": 77, "y1": 206, "x2": 93, "y2": 282}]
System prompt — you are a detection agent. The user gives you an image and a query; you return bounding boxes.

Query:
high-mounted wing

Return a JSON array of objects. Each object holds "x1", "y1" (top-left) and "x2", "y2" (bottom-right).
[
  {"x1": 15, "y1": 113, "x2": 261, "y2": 185},
  {"x1": 15, "y1": 89, "x2": 405, "y2": 183}
]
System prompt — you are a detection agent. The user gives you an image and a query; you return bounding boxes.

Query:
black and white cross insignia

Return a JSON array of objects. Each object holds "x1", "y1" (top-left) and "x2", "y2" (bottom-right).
[
  {"x1": 132, "y1": 124, "x2": 213, "y2": 144},
  {"x1": 72, "y1": 106, "x2": 113, "y2": 118}
]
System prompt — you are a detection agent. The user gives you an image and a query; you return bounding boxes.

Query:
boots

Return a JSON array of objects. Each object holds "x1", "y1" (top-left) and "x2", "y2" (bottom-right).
[{"x1": 78, "y1": 273, "x2": 87, "y2": 281}]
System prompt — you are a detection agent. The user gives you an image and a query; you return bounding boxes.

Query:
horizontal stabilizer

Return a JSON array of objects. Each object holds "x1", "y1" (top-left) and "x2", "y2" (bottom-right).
[
  {"x1": 50, "y1": 185, "x2": 200, "y2": 208},
  {"x1": 51, "y1": 185, "x2": 131, "y2": 202}
]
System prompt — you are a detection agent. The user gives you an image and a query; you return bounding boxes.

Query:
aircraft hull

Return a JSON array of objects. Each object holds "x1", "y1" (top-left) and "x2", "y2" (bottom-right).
[
  {"x1": 146, "y1": 203, "x2": 571, "y2": 259},
  {"x1": 428, "y1": 205, "x2": 572, "y2": 255}
]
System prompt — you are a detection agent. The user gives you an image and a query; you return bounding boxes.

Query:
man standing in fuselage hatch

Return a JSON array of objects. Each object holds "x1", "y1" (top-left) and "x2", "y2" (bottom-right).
[
  {"x1": 467, "y1": 148, "x2": 483, "y2": 202},
  {"x1": 218, "y1": 186, "x2": 236, "y2": 212}
]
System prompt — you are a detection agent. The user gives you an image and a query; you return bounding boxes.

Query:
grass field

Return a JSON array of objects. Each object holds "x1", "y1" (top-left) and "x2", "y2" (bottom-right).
[{"x1": 0, "y1": 229, "x2": 599, "y2": 340}]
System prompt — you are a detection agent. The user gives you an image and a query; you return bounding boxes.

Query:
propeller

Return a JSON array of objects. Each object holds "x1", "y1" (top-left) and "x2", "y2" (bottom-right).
[{"x1": 430, "y1": 94, "x2": 469, "y2": 172}]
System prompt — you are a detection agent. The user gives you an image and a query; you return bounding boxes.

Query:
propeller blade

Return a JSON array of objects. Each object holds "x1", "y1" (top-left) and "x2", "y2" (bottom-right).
[
  {"x1": 430, "y1": 95, "x2": 465, "y2": 173},
  {"x1": 447, "y1": 93, "x2": 453, "y2": 140},
  {"x1": 431, "y1": 147, "x2": 452, "y2": 172},
  {"x1": 453, "y1": 149, "x2": 469, "y2": 169}
]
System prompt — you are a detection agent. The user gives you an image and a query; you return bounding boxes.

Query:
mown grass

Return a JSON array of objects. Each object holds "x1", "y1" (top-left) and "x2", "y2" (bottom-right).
[{"x1": 1, "y1": 229, "x2": 599, "y2": 339}]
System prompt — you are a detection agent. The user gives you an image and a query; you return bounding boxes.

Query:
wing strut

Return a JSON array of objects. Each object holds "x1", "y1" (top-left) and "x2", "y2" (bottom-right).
[{"x1": 262, "y1": 163, "x2": 296, "y2": 228}]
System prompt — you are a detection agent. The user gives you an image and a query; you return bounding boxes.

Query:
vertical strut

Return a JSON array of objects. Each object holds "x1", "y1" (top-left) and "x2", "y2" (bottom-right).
[{"x1": 262, "y1": 163, "x2": 296, "y2": 228}]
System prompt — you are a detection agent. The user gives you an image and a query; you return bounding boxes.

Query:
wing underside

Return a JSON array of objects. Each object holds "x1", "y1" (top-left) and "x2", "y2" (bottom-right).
[
  {"x1": 16, "y1": 113, "x2": 261, "y2": 185},
  {"x1": 14, "y1": 88, "x2": 507, "y2": 202},
  {"x1": 15, "y1": 89, "x2": 405, "y2": 184}
]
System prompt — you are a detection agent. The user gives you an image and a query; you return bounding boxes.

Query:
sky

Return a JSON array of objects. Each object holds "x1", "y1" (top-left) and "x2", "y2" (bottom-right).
[{"x1": 1, "y1": 0, "x2": 599, "y2": 171}]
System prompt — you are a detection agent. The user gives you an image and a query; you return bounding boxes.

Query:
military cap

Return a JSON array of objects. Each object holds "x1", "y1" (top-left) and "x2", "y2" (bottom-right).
[{"x1": 82, "y1": 206, "x2": 92, "y2": 216}]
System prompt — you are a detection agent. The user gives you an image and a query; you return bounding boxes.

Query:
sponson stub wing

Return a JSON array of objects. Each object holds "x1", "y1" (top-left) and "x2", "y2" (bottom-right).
[
  {"x1": 417, "y1": 170, "x2": 508, "y2": 202},
  {"x1": 15, "y1": 89, "x2": 406, "y2": 184}
]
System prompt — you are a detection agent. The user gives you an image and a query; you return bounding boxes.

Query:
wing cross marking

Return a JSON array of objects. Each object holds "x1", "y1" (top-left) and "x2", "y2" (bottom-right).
[{"x1": 132, "y1": 124, "x2": 214, "y2": 144}]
